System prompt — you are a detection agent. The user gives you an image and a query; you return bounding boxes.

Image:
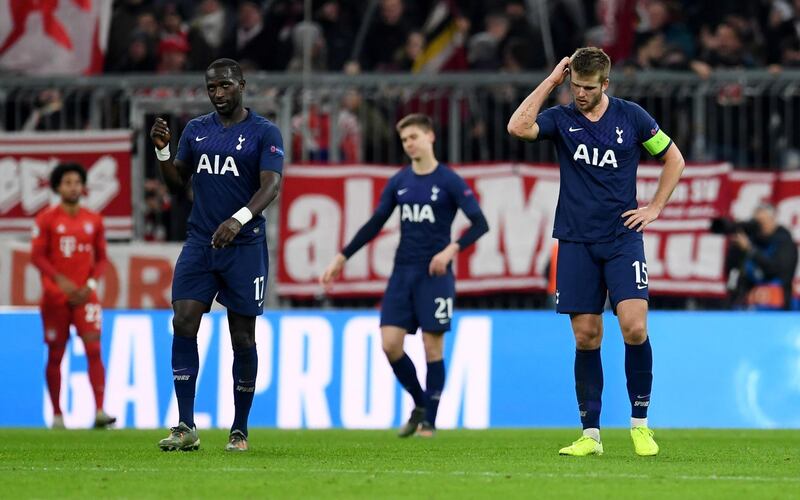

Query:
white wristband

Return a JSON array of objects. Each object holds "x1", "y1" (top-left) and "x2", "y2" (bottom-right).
[
  {"x1": 86, "y1": 278, "x2": 98, "y2": 290},
  {"x1": 232, "y1": 207, "x2": 253, "y2": 226},
  {"x1": 154, "y1": 144, "x2": 170, "y2": 161}
]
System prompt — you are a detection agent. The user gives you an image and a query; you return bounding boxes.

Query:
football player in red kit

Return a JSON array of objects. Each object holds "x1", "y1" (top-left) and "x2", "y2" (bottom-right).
[{"x1": 31, "y1": 163, "x2": 116, "y2": 429}]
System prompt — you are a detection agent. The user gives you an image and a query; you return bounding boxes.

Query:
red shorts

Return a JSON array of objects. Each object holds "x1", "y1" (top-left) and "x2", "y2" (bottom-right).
[{"x1": 40, "y1": 300, "x2": 103, "y2": 344}]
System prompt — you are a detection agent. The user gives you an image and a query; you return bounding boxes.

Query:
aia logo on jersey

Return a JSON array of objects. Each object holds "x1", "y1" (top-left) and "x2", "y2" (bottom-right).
[
  {"x1": 196, "y1": 154, "x2": 240, "y2": 176},
  {"x1": 401, "y1": 203, "x2": 435, "y2": 223},
  {"x1": 573, "y1": 144, "x2": 619, "y2": 168}
]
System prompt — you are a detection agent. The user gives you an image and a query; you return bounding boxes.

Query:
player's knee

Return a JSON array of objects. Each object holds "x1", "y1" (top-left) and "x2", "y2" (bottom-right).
[
  {"x1": 230, "y1": 329, "x2": 255, "y2": 350},
  {"x1": 573, "y1": 328, "x2": 602, "y2": 349},
  {"x1": 621, "y1": 322, "x2": 647, "y2": 344},
  {"x1": 382, "y1": 339, "x2": 404, "y2": 362},
  {"x1": 172, "y1": 312, "x2": 200, "y2": 338}
]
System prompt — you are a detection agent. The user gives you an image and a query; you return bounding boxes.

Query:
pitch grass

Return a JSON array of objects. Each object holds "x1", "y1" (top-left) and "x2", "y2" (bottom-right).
[{"x1": 0, "y1": 429, "x2": 798, "y2": 499}]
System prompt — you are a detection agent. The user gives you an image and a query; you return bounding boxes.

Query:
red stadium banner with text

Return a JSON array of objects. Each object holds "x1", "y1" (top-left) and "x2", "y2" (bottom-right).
[
  {"x1": 278, "y1": 163, "x2": 732, "y2": 298},
  {"x1": 0, "y1": 240, "x2": 183, "y2": 308},
  {"x1": 638, "y1": 163, "x2": 731, "y2": 297},
  {"x1": 0, "y1": 131, "x2": 133, "y2": 238}
]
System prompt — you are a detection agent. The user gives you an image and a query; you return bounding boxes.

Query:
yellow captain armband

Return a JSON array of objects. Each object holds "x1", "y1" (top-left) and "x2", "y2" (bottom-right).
[{"x1": 642, "y1": 128, "x2": 671, "y2": 156}]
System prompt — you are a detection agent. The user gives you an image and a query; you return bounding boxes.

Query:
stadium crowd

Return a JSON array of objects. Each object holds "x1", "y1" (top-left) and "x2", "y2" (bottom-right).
[{"x1": 103, "y1": 0, "x2": 800, "y2": 75}]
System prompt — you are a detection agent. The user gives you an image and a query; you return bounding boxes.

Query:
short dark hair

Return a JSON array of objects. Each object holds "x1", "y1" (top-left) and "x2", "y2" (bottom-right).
[
  {"x1": 206, "y1": 58, "x2": 244, "y2": 80},
  {"x1": 569, "y1": 47, "x2": 611, "y2": 82},
  {"x1": 396, "y1": 113, "x2": 434, "y2": 133},
  {"x1": 50, "y1": 163, "x2": 87, "y2": 192}
]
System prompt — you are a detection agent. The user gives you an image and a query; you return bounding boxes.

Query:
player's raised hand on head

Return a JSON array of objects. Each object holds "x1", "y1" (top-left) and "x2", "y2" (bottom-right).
[
  {"x1": 622, "y1": 205, "x2": 661, "y2": 232},
  {"x1": 320, "y1": 254, "x2": 346, "y2": 291},
  {"x1": 211, "y1": 218, "x2": 242, "y2": 249},
  {"x1": 150, "y1": 117, "x2": 171, "y2": 150},
  {"x1": 547, "y1": 57, "x2": 571, "y2": 86}
]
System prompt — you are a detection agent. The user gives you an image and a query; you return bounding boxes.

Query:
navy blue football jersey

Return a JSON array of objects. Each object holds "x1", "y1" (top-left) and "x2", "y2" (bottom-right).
[
  {"x1": 378, "y1": 164, "x2": 481, "y2": 265},
  {"x1": 175, "y1": 109, "x2": 284, "y2": 246},
  {"x1": 536, "y1": 96, "x2": 672, "y2": 242}
]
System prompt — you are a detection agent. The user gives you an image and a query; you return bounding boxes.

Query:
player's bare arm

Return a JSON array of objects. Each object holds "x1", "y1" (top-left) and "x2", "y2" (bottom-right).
[
  {"x1": 622, "y1": 143, "x2": 686, "y2": 232},
  {"x1": 507, "y1": 56, "x2": 570, "y2": 141},
  {"x1": 150, "y1": 117, "x2": 190, "y2": 191},
  {"x1": 429, "y1": 243, "x2": 459, "y2": 276},
  {"x1": 320, "y1": 253, "x2": 347, "y2": 290},
  {"x1": 211, "y1": 170, "x2": 282, "y2": 249}
]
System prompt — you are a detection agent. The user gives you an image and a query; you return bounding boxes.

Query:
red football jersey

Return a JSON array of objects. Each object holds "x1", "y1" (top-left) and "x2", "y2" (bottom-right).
[{"x1": 31, "y1": 205, "x2": 108, "y2": 305}]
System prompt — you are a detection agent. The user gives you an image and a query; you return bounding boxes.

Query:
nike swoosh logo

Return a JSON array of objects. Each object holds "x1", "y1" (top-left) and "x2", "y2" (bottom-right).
[
  {"x1": 195, "y1": 136, "x2": 208, "y2": 142},
  {"x1": 568, "y1": 127, "x2": 583, "y2": 132},
  {"x1": 637, "y1": 284, "x2": 648, "y2": 290},
  {"x1": 635, "y1": 394, "x2": 650, "y2": 399},
  {"x1": 397, "y1": 188, "x2": 408, "y2": 196},
  {"x1": 258, "y1": 300, "x2": 264, "y2": 307},
  {"x1": 172, "y1": 368, "x2": 188, "y2": 373}
]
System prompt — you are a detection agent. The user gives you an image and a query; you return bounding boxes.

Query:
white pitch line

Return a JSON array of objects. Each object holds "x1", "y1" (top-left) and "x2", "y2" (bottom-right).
[{"x1": 1, "y1": 465, "x2": 798, "y2": 484}]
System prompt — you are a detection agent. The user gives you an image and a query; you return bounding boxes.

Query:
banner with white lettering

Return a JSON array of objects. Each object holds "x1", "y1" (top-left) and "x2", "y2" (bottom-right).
[
  {"x1": 0, "y1": 240, "x2": 181, "y2": 308},
  {"x1": 278, "y1": 163, "x2": 734, "y2": 298},
  {"x1": 0, "y1": 131, "x2": 133, "y2": 238}
]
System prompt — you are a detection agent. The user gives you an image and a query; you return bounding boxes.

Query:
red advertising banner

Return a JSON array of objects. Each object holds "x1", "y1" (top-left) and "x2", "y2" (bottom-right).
[
  {"x1": 0, "y1": 241, "x2": 182, "y2": 308},
  {"x1": 278, "y1": 163, "x2": 734, "y2": 298},
  {"x1": 0, "y1": 131, "x2": 133, "y2": 238}
]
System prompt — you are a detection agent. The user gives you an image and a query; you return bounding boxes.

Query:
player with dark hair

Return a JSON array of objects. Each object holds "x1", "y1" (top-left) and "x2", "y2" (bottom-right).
[
  {"x1": 508, "y1": 47, "x2": 686, "y2": 456},
  {"x1": 150, "y1": 58, "x2": 284, "y2": 452},
  {"x1": 320, "y1": 113, "x2": 489, "y2": 437},
  {"x1": 31, "y1": 162, "x2": 116, "y2": 430}
]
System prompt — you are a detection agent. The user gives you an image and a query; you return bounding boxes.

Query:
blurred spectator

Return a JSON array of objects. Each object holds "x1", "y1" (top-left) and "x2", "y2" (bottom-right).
[
  {"x1": 317, "y1": 1, "x2": 355, "y2": 71},
  {"x1": 187, "y1": 0, "x2": 234, "y2": 71},
  {"x1": 229, "y1": 0, "x2": 282, "y2": 71},
  {"x1": 628, "y1": 0, "x2": 693, "y2": 70},
  {"x1": 468, "y1": 11, "x2": 509, "y2": 70},
  {"x1": 108, "y1": 30, "x2": 157, "y2": 73},
  {"x1": 361, "y1": 0, "x2": 411, "y2": 71},
  {"x1": 157, "y1": 35, "x2": 190, "y2": 73},
  {"x1": 764, "y1": 0, "x2": 800, "y2": 69},
  {"x1": 725, "y1": 203, "x2": 799, "y2": 310},
  {"x1": 105, "y1": 0, "x2": 152, "y2": 72},
  {"x1": 287, "y1": 21, "x2": 328, "y2": 72},
  {"x1": 393, "y1": 31, "x2": 425, "y2": 71},
  {"x1": 22, "y1": 89, "x2": 64, "y2": 131},
  {"x1": 292, "y1": 97, "x2": 331, "y2": 161},
  {"x1": 501, "y1": 1, "x2": 546, "y2": 69},
  {"x1": 143, "y1": 179, "x2": 171, "y2": 242},
  {"x1": 337, "y1": 90, "x2": 363, "y2": 162},
  {"x1": 691, "y1": 21, "x2": 755, "y2": 78}
]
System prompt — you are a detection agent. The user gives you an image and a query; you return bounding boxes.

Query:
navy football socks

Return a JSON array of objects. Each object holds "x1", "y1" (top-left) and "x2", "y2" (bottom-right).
[
  {"x1": 172, "y1": 335, "x2": 199, "y2": 429},
  {"x1": 425, "y1": 360, "x2": 445, "y2": 426},
  {"x1": 574, "y1": 348, "x2": 603, "y2": 430},
  {"x1": 625, "y1": 337, "x2": 653, "y2": 419},
  {"x1": 390, "y1": 353, "x2": 426, "y2": 407},
  {"x1": 231, "y1": 346, "x2": 258, "y2": 437}
]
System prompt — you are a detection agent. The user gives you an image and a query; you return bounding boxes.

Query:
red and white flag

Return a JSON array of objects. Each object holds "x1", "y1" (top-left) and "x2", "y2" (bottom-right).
[{"x1": 0, "y1": 0, "x2": 111, "y2": 75}]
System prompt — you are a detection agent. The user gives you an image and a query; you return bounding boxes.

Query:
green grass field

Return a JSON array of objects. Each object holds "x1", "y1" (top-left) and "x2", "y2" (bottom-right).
[{"x1": 1, "y1": 429, "x2": 797, "y2": 499}]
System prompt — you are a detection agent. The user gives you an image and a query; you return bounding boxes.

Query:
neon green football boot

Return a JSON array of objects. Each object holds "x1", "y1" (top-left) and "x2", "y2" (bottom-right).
[
  {"x1": 630, "y1": 426, "x2": 659, "y2": 456},
  {"x1": 558, "y1": 435, "x2": 604, "y2": 456}
]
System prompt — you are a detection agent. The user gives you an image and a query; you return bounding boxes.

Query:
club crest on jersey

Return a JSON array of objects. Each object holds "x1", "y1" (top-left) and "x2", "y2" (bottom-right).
[
  {"x1": 196, "y1": 153, "x2": 240, "y2": 176},
  {"x1": 401, "y1": 203, "x2": 435, "y2": 223},
  {"x1": 431, "y1": 185, "x2": 440, "y2": 201},
  {"x1": 84, "y1": 223, "x2": 94, "y2": 234},
  {"x1": 573, "y1": 144, "x2": 618, "y2": 168},
  {"x1": 236, "y1": 134, "x2": 246, "y2": 151},
  {"x1": 616, "y1": 127, "x2": 624, "y2": 144}
]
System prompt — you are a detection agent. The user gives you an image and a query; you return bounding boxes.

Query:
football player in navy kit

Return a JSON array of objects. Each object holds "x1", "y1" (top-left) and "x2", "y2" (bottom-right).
[
  {"x1": 508, "y1": 47, "x2": 686, "y2": 456},
  {"x1": 150, "y1": 58, "x2": 284, "y2": 452},
  {"x1": 320, "y1": 114, "x2": 489, "y2": 437}
]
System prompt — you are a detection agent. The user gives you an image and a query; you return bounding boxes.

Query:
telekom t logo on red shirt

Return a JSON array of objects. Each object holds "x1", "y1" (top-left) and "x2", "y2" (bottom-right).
[{"x1": 59, "y1": 236, "x2": 76, "y2": 258}]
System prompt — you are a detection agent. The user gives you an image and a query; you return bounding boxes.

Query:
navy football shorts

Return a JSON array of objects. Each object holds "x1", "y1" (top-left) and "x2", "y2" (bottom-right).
[
  {"x1": 555, "y1": 231, "x2": 649, "y2": 314},
  {"x1": 172, "y1": 241, "x2": 269, "y2": 317},
  {"x1": 380, "y1": 264, "x2": 456, "y2": 333}
]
